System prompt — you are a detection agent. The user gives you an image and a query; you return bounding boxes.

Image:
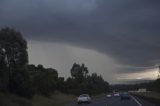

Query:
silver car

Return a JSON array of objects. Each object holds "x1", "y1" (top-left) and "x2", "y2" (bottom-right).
[{"x1": 77, "y1": 94, "x2": 91, "y2": 104}]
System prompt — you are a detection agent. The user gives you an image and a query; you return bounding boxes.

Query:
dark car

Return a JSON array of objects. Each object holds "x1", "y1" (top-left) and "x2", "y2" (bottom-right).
[{"x1": 120, "y1": 92, "x2": 130, "y2": 100}]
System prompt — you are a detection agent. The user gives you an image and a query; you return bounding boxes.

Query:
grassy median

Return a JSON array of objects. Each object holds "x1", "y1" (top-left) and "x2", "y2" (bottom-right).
[
  {"x1": 133, "y1": 91, "x2": 160, "y2": 99},
  {"x1": 132, "y1": 91, "x2": 160, "y2": 105}
]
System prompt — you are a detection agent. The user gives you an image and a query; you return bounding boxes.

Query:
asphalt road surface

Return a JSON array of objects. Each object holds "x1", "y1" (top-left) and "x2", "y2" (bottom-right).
[{"x1": 67, "y1": 95, "x2": 156, "y2": 106}]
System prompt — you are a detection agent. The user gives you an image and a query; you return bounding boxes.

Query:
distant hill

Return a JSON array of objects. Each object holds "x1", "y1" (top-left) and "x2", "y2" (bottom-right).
[
  {"x1": 121, "y1": 79, "x2": 155, "y2": 84},
  {"x1": 115, "y1": 79, "x2": 155, "y2": 85}
]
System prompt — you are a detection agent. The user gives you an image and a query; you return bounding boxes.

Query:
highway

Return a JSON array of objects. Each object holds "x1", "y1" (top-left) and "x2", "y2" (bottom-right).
[{"x1": 67, "y1": 95, "x2": 156, "y2": 106}]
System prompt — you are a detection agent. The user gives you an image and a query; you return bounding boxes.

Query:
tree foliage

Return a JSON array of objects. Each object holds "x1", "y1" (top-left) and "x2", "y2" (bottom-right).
[
  {"x1": 111, "y1": 79, "x2": 160, "y2": 93},
  {"x1": 0, "y1": 27, "x2": 110, "y2": 98},
  {"x1": 0, "y1": 27, "x2": 32, "y2": 97},
  {"x1": 28, "y1": 64, "x2": 58, "y2": 96},
  {"x1": 68, "y1": 63, "x2": 109, "y2": 95}
]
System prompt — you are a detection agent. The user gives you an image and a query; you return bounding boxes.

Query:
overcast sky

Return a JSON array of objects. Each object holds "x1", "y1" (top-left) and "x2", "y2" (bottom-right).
[{"x1": 0, "y1": 0, "x2": 160, "y2": 83}]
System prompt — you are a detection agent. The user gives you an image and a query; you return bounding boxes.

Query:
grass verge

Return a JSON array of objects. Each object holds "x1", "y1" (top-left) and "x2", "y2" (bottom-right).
[
  {"x1": 0, "y1": 92, "x2": 105, "y2": 106},
  {"x1": 32, "y1": 92, "x2": 76, "y2": 106},
  {"x1": 91, "y1": 93, "x2": 105, "y2": 100},
  {"x1": 0, "y1": 92, "x2": 76, "y2": 106},
  {"x1": 0, "y1": 93, "x2": 31, "y2": 106},
  {"x1": 132, "y1": 91, "x2": 160, "y2": 105}
]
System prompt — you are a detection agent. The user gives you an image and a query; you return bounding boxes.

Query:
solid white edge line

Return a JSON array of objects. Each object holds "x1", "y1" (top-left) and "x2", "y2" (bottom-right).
[{"x1": 131, "y1": 96, "x2": 142, "y2": 106}]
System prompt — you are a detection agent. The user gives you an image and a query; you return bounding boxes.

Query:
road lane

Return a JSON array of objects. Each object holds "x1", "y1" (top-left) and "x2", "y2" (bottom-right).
[
  {"x1": 108, "y1": 97, "x2": 139, "y2": 106},
  {"x1": 131, "y1": 96, "x2": 142, "y2": 106},
  {"x1": 67, "y1": 95, "x2": 156, "y2": 106},
  {"x1": 67, "y1": 97, "x2": 118, "y2": 106}
]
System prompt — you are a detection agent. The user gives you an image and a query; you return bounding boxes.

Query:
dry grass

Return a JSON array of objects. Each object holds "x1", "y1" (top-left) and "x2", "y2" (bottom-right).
[
  {"x1": 91, "y1": 93, "x2": 105, "y2": 100},
  {"x1": 0, "y1": 92, "x2": 76, "y2": 106},
  {"x1": 132, "y1": 91, "x2": 160, "y2": 105},
  {"x1": 0, "y1": 93, "x2": 31, "y2": 106},
  {"x1": 0, "y1": 92, "x2": 105, "y2": 106},
  {"x1": 133, "y1": 91, "x2": 160, "y2": 99},
  {"x1": 32, "y1": 92, "x2": 76, "y2": 106}
]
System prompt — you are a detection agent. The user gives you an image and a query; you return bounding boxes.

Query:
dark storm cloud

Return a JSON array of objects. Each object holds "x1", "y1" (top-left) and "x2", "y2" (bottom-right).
[{"x1": 0, "y1": 0, "x2": 160, "y2": 70}]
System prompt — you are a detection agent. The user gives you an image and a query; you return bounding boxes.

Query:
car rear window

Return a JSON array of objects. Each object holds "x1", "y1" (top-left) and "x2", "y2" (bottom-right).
[{"x1": 80, "y1": 94, "x2": 89, "y2": 97}]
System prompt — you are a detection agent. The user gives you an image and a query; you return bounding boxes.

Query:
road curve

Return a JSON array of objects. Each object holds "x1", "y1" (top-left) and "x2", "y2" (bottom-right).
[{"x1": 66, "y1": 95, "x2": 156, "y2": 106}]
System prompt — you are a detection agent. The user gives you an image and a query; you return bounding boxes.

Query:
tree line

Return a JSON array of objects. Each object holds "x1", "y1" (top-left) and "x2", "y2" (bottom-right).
[
  {"x1": 111, "y1": 79, "x2": 160, "y2": 92},
  {"x1": 0, "y1": 27, "x2": 110, "y2": 98}
]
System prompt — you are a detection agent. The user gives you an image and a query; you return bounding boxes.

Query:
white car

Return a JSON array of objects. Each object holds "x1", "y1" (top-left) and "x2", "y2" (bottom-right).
[
  {"x1": 77, "y1": 94, "x2": 91, "y2": 104},
  {"x1": 113, "y1": 92, "x2": 120, "y2": 97},
  {"x1": 106, "y1": 94, "x2": 112, "y2": 98}
]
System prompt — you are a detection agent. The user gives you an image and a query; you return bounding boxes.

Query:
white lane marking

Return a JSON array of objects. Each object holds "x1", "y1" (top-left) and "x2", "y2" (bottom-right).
[{"x1": 131, "y1": 96, "x2": 142, "y2": 106}]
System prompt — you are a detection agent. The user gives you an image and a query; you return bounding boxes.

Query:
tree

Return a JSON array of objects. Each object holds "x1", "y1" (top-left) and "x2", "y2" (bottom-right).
[
  {"x1": 70, "y1": 63, "x2": 88, "y2": 80},
  {"x1": 0, "y1": 28, "x2": 28, "y2": 67},
  {"x1": 71, "y1": 63, "x2": 81, "y2": 79},
  {"x1": 0, "y1": 47, "x2": 8, "y2": 91},
  {"x1": 69, "y1": 63, "x2": 109, "y2": 95},
  {"x1": 31, "y1": 64, "x2": 58, "y2": 96},
  {"x1": 81, "y1": 64, "x2": 88, "y2": 78},
  {"x1": 0, "y1": 27, "x2": 33, "y2": 97},
  {"x1": 57, "y1": 77, "x2": 67, "y2": 93}
]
